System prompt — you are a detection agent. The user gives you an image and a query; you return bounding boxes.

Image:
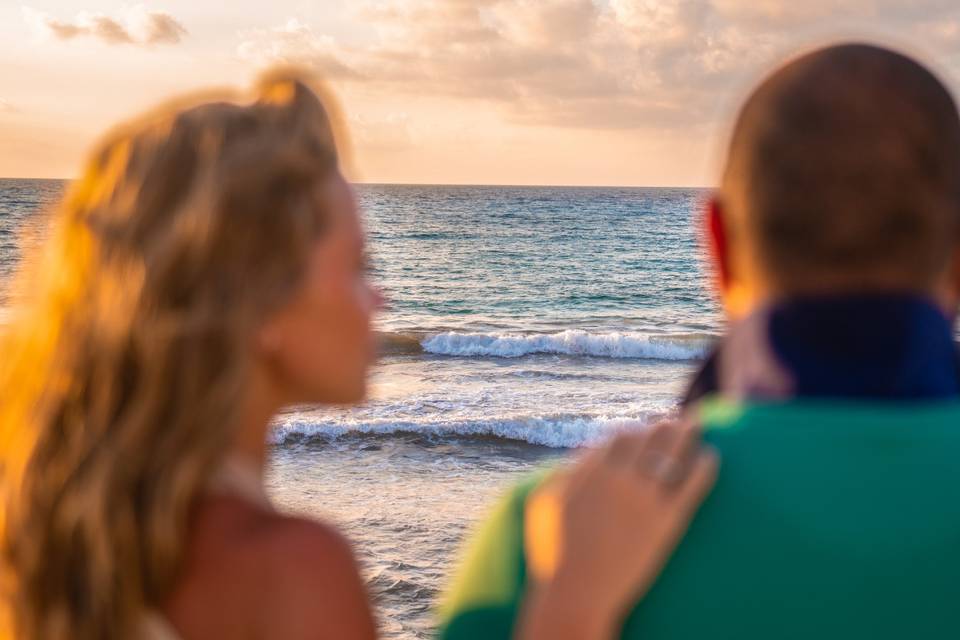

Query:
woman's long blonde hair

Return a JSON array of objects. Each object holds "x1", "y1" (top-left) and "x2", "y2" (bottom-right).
[{"x1": 0, "y1": 69, "x2": 345, "y2": 639}]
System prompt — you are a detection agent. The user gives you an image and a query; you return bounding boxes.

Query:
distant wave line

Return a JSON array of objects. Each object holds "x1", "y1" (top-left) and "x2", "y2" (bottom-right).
[
  {"x1": 378, "y1": 329, "x2": 714, "y2": 361},
  {"x1": 271, "y1": 413, "x2": 666, "y2": 449}
]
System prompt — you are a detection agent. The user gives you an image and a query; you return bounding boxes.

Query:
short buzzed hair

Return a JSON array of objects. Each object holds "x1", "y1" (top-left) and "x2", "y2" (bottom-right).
[{"x1": 722, "y1": 43, "x2": 960, "y2": 292}]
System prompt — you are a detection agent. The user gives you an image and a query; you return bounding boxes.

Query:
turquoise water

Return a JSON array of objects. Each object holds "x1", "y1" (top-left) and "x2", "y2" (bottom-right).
[
  {"x1": 275, "y1": 184, "x2": 720, "y2": 449},
  {"x1": 364, "y1": 184, "x2": 716, "y2": 334},
  {"x1": 0, "y1": 179, "x2": 718, "y2": 637}
]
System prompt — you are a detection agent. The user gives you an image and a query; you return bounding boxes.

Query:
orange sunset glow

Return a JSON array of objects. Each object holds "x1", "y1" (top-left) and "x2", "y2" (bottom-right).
[{"x1": 3, "y1": 1, "x2": 959, "y2": 186}]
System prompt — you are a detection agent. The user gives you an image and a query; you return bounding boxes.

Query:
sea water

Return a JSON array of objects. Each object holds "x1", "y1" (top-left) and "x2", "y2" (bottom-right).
[{"x1": 0, "y1": 179, "x2": 720, "y2": 638}]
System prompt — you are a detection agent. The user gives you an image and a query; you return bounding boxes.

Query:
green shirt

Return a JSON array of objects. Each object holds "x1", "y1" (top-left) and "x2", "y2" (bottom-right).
[{"x1": 438, "y1": 398, "x2": 960, "y2": 639}]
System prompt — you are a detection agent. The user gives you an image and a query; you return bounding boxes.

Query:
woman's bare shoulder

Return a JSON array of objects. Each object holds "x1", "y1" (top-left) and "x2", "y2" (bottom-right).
[
  {"x1": 255, "y1": 509, "x2": 377, "y2": 639},
  {"x1": 165, "y1": 496, "x2": 376, "y2": 640}
]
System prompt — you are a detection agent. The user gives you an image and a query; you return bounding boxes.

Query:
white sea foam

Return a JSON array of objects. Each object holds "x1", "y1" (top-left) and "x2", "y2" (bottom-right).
[
  {"x1": 421, "y1": 329, "x2": 711, "y2": 360},
  {"x1": 271, "y1": 413, "x2": 656, "y2": 449}
]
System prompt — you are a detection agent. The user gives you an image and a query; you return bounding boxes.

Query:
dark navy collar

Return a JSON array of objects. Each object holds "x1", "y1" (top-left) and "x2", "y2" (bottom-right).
[{"x1": 683, "y1": 295, "x2": 960, "y2": 406}]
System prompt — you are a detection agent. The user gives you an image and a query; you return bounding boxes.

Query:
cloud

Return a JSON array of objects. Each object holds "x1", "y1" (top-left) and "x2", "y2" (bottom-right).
[
  {"x1": 237, "y1": 19, "x2": 362, "y2": 80},
  {"x1": 238, "y1": 0, "x2": 960, "y2": 131},
  {"x1": 0, "y1": 99, "x2": 18, "y2": 114},
  {"x1": 22, "y1": 6, "x2": 187, "y2": 46},
  {"x1": 141, "y1": 11, "x2": 189, "y2": 45}
]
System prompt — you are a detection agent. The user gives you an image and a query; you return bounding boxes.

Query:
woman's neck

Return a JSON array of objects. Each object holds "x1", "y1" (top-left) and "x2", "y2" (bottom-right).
[{"x1": 228, "y1": 375, "x2": 284, "y2": 476}]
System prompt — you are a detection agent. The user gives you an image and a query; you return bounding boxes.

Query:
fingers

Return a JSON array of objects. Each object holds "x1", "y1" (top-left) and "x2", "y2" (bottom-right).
[
  {"x1": 655, "y1": 420, "x2": 699, "y2": 470},
  {"x1": 630, "y1": 420, "x2": 697, "y2": 488},
  {"x1": 602, "y1": 428, "x2": 651, "y2": 468},
  {"x1": 672, "y1": 447, "x2": 720, "y2": 517},
  {"x1": 593, "y1": 420, "x2": 715, "y2": 494},
  {"x1": 565, "y1": 441, "x2": 611, "y2": 486}
]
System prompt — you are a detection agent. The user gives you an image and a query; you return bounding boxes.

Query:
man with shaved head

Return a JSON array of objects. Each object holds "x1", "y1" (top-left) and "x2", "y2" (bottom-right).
[
  {"x1": 719, "y1": 42, "x2": 960, "y2": 307},
  {"x1": 440, "y1": 43, "x2": 960, "y2": 639}
]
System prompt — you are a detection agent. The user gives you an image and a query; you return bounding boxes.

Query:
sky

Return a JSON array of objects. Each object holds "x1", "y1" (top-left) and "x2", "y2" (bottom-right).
[{"x1": 1, "y1": 1, "x2": 960, "y2": 186}]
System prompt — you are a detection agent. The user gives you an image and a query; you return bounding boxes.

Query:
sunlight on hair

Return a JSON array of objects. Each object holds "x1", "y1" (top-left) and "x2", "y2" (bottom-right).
[{"x1": 0, "y1": 68, "x2": 345, "y2": 639}]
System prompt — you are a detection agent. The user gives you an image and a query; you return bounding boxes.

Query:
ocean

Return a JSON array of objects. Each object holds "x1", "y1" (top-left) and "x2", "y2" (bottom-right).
[{"x1": 0, "y1": 179, "x2": 722, "y2": 638}]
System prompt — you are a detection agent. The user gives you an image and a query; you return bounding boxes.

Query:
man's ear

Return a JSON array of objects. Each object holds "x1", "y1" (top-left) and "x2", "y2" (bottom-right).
[
  {"x1": 705, "y1": 196, "x2": 732, "y2": 293},
  {"x1": 943, "y1": 244, "x2": 960, "y2": 319}
]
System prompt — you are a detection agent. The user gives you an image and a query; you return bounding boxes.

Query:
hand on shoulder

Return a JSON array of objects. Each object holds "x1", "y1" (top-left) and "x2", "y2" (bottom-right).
[{"x1": 519, "y1": 420, "x2": 719, "y2": 639}]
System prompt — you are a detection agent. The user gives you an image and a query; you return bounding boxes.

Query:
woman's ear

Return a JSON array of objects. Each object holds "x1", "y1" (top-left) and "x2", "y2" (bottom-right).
[{"x1": 705, "y1": 196, "x2": 732, "y2": 293}]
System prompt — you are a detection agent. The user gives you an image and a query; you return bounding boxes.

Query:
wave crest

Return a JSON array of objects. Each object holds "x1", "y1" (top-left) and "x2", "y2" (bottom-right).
[
  {"x1": 271, "y1": 413, "x2": 661, "y2": 449},
  {"x1": 420, "y1": 329, "x2": 711, "y2": 360}
]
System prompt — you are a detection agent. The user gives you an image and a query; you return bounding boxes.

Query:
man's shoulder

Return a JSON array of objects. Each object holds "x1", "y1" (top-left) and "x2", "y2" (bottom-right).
[{"x1": 438, "y1": 470, "x2": 552, "y2": 639}]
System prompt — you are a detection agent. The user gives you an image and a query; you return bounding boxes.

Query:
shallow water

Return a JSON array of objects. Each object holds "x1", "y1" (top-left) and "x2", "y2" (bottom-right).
[{"x1": 0, "y1": 180, "x2": 717, "y2": 638}]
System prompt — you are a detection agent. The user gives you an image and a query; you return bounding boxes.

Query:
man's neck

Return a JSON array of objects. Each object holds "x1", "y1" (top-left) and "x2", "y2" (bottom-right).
[{"x1": 685, "y1": 293, "x2": 959, "y2": 406}]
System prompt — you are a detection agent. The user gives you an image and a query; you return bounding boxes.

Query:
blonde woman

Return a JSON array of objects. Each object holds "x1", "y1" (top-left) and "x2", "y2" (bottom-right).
[{"x1": 0, "y1": 71, "x2": 715, "y2": 639}]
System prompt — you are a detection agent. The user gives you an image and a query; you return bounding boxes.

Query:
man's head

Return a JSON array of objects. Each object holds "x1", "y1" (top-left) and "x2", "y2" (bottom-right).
[{"x1": 711, "y1": 43, "x2": 960, "y2": 318}]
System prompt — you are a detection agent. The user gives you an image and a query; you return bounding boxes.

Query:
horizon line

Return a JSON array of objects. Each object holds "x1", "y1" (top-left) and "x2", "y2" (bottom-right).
[{"x1": 0, "y1": 176, "x2": 713, "y2": 190}]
